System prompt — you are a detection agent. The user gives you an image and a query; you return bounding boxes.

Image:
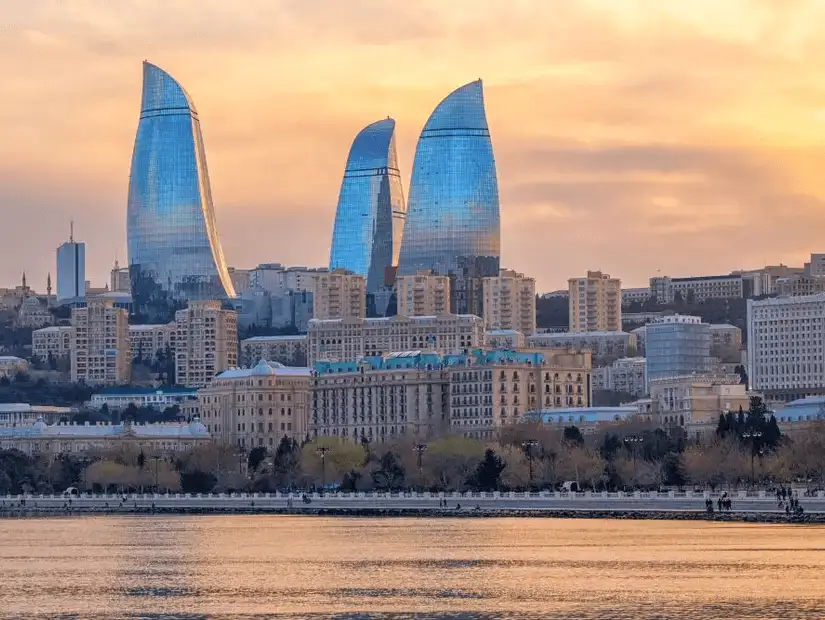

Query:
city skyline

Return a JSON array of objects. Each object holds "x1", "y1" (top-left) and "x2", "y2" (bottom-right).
[{"x1": 3, "y1": 1, "x2": 825, "y2": 292}]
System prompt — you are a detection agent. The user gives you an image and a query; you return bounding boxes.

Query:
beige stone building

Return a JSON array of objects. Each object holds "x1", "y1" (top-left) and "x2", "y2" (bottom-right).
[
  {"x1": 129, "y1": 323, "x2": 176, "y2": 363},
  {"x1": 484, "y1": 330, "x2": 526, "y2": 349},
  {"x1": 17, "y1": 297, "x2": 53, "y2": 328},
  {"x1": 71, "y1": 299, "x2": 131, "y2": 385},
  {"x1": 709, "y1": 324, "x2": 742, "y2": 348},
  {"x1": 175, "y1": 301, "x2": 238, "y2": 388},
  {"x1": 482, "y1": 269, "x2": 536, "y2": 335},
  {"x1": 311, "y1": 353, "x2": 450, "y2": 442},
  {"x1": 568, "y1": 270, "x2": 621, "y2": 332},
  {"x1": 0, "y1": 356, "x2": 28, "y2": 379},
  {"x1": 109, "y1": 263, "x2": 131, "y2": 293},
  {"x1": 198, "y1": 361, "x2": 312, "y2": 449},
  {"x1": 648, "y1": 374, "x2": 750, "y2": 439},
  {"x1": 395, "y1": 270, "x2": 451, "y2": 317},
  {"x1": 32, "y1": 325, "x2": 73, "y2": 362},
  {"x1": 307, "y1": 314, "x2": 484, "y2": 364},
  {"x1": 774, "y1": 274, "x2": 825, "y2": 297},
  {"x1": 240, "y1": 335, "x2": 308, "y2": 367},
  {"x1": 311, "y1": 269, "x2": 366, "y2": 320}
]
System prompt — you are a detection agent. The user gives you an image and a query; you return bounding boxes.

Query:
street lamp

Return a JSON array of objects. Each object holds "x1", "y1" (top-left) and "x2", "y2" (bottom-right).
[
  {"x1": 743, "y1": 429, "x2": 763, "y2": 487},
  {"x1": 316, "y1": 446, "x2": 330, "y2": 490},
  {"x1": 521, "y1": 439, "x2": 539, "y2": 490},
  {"x1": 623, "y1": 435, "x2": 643, "y2": 465},
  {"x1": 413, "y1": 443, "x2": 428, "y2": 489}
]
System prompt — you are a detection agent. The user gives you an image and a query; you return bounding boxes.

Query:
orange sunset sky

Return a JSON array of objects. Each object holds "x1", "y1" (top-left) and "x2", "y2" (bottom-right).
[{"x1": 2, "y1": 0, "x2": 825, "y2": 293}]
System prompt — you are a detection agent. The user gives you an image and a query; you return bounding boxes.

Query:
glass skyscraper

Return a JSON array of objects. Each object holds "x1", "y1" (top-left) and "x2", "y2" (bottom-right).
[
  {"x1": 329, "y1": 118, "x2": 406, "y2": 293},
  {"x1": 127, "y1": 61, "x2": 235, "y2": 321},
  {"x1": 396, "y1": 80, "x2": 501, "y2": 278}
]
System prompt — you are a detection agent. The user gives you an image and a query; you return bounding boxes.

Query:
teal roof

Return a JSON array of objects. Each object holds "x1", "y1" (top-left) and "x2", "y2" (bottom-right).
[{"x1": 313, "y1": 348, "x2": 547, "y2": 374}]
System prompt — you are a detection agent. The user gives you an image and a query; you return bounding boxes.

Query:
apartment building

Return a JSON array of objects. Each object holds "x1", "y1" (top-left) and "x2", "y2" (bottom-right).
[
  {"x1": 709, "y1": 324, "x2": 742, "y2": 348},
  {"x1": 198, "y1": 360, "x2": 312, "y2": 449},
  {"x1": 650, "y1": 274, "x2": 745, "y2": 304},
  {"x1": 32, "y1": 325, "x2": 72, "y2": 362},
  {"x1": 395, "y1": 270, "x2": 450, "y2": 317},
  {"x1": 240, "y1": 335, "x2": 308, "y2": 367},
  {"x1": 307, "y1": 314, "x2": 484, "y2": 364},
  {"x1": 526, "y1": 331, "x2": 636, "y2": 361},
  {"x1": 311, "y1": 269, "x2": 366, "y2": 320},
  {"x1": 591, "y1": 357, "x2": 647, "y2": 397},
  {"x1": 747, "y1": 293, "x2": 825, "y2": 401},
  {"x1": 129, "y1": 323, "x2": 176, "y2": 363},
  {"x1": 70, "y1": 299, "x2": 131, "y2": 385},
  {"x1": 482, "y1": 269, "x2": 536, "y2": 335},
  {"x1": 568, "y1": 271, "x2": 621, "y2": 332},
  {"x1": 175, "y1": 301, "x2": 238, "y2": 388},
  {"x1": 485, "y1": 330, "x2": 526, "y2": 349}
]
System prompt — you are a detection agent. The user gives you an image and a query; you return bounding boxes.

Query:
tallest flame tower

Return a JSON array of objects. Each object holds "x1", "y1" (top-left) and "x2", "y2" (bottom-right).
[{"x1": 127, "y1": 61, "x2": 235, "y2": 321}]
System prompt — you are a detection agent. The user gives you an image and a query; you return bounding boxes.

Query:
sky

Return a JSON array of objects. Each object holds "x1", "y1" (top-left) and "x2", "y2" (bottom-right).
[{"x1": 2, "y1": 0, "x2": 825, "y2": 293}]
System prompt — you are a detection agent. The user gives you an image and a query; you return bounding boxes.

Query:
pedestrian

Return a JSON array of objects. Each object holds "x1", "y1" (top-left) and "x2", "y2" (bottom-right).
[{"x1": 717, "y1": 498, "x2": 723, "y2": 512}]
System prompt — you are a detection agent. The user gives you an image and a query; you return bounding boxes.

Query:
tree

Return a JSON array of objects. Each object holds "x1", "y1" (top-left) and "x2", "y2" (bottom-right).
[
  {"x1": 137, "y1": 451, "x2": 146, "y2": 470},
  {"x1": 424, "y1": 436, "x2": 485, "y2": 491},
  {"x1": 299, "y1": 438, "x2": 366, "y2": 487},
  {"x1": 371, "y1": 451, "x2": 406, "y2": 490},
  {"x1": 247, "y1": 446, "x2": 268, "y2": 472},
  {"x1": 472, "y1": 449, "x2": 506, "y2": 491},
  {"x1": 562, "y1": 426, "x2": 584, "y2": 446},
  {"x1": 499, "y1": 445, "x2": 531, "y2": 490}
]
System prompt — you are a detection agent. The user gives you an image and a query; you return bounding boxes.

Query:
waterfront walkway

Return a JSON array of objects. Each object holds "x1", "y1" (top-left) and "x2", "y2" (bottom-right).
[{"x1": 2, "y1": 489, "x2": 824, "y2": 515}]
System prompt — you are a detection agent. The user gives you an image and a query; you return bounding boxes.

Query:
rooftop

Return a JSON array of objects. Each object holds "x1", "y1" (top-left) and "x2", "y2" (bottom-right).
[
  {"x1": 523, "y1": 406, "x2": 638, "y2": 424},
  {"x1": 95, "y1": 386, "x2": 198, "y2": 396},
  {"x1": 241, "y1": 335, "x2": 308, "y2": 343},
  {"x1": 215, "y1": 360, "x2": 312, "y2": 380},
  {"x1": 0, "y1": 418, "x2": 210, "y2": 439}
]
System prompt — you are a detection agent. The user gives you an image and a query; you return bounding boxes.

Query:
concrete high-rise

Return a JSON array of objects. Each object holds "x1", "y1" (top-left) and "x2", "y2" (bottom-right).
[
  {"x1": 396, "y1": 270, "x2": 451, "y2": 317},
  {"x1": 568, "y1": 271, "x2": 621, "y2": 332},
  {"x1": 127, "y1": 61, "x2": 235, "y2": 321},
  {"x1": 329, "y1": 119, "x2": 406, "y2": 293},
  {"x1": 310, "y1": 270, "x2": 366, "y2": 320},
  {"x1": 397, "y1": 80, "x2": 500, "y2": 279},
  {"x1": 70, "y1": 299, "x2": 131, "y2": 385},
  {"x1": 175, "y1": 300, "x2": 238, "y2": 388},
  {"x1": 482, "y1": 269, "x2": 536, "y2": 335}
]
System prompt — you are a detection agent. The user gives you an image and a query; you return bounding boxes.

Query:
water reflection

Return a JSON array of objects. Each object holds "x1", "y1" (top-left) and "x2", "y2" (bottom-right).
[{"x1": 0, "y1": 517, "x2": 824, "y2": 618}]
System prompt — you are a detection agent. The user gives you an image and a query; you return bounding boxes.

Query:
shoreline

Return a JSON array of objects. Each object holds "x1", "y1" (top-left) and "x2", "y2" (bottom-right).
[{"x1": 1, "y1": 506, "x2": 822, "y2": 523}]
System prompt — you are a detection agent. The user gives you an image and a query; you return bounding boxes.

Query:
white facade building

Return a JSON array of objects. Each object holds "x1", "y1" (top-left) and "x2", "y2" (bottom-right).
[
  {"x1": 591, "y1": 357, "x2": 647, "y2": 397},
  {"x1": 32, "y1": 325, "x2": 73, "y2": 362}
]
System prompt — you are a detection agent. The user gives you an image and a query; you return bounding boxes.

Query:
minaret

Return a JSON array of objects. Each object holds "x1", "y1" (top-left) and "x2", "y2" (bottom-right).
[
  {"x1": 22, "y1": 271, "x2": 27, "y2": 290},
  {"x1": 47, "y1": 273, "x2": 52, "y2": 297}
]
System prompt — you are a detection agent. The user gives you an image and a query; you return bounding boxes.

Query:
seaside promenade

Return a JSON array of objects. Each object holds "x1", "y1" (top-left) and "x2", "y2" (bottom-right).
[{"x1": 3, "y1": 489, "x2": 825, "y2": 515}]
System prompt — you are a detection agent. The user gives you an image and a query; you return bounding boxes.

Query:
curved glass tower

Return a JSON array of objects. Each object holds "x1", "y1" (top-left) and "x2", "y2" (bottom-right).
[
  {"x1": 127, "y1": 61, "x2": 235, "y2": 321},
  {"x1": 396, "y1": 80, "x2": 500, "y2": 278},
  {"x1": 329, "y1": 118, "x2": 406, "y2": 293}
]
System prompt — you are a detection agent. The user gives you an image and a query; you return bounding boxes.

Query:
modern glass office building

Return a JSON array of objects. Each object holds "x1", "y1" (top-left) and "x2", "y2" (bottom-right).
[
  {"x1": 127, "y1": 61, "x2": 235, "y2": 321},
  {"x1": 329, "y1": 118, "x2": 406, "y2": 293},
  {"x1": 645, "y1": 315, "x2": 711, "y2": 385},
  {"x1": 396, "y1": 80, "x2": 501, "y2": 278}
]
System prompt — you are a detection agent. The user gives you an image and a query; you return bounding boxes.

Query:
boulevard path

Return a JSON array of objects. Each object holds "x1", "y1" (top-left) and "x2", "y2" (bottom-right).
[{"x1": 3, "y1": 490, "x2": 825, "y2": 514}]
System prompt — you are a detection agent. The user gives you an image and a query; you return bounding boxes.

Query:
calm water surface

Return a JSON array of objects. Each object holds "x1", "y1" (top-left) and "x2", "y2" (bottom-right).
[{"x1": 0, "y1": 516, "x2": 824, "y2": 619}]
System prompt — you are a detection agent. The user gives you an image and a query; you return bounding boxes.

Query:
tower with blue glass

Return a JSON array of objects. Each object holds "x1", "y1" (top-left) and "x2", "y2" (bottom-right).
[
  {"x1": 126, "y1": 61, "x2": 235, "y2": 321},
  {"x1": 396, "y1": 80, "x2": 501, "y2": 280},
  {"x1": 329, "y1": 118, "x2": 406, "y2": 294}
]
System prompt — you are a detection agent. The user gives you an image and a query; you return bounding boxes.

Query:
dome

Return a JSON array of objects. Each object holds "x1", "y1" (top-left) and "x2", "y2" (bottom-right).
[
  {"x1": 188, "y1": 415, "x2": 208, "y2": 435},
  {"x1": 250, "y1": 359, "x2": 286, "y2": 376}
]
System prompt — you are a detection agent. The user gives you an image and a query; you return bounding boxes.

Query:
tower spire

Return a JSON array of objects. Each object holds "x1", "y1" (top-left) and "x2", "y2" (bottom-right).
[
  {"x1": 22, "y1": 271, "x2": 27, "y2": 289},
  {"x1": 47, "y1": 273, "x2": 52, "y2": 296},
  {"x1": 70, "y1": 220, "x2": 74, "y2": 243}
]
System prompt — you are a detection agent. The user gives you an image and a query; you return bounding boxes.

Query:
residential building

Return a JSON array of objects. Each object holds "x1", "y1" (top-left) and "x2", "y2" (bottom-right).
[
  {"x1": 197, "y1": 360, "x2": 312, "y2": 448},
  {"x1": 0, "y1": 418, "x2": 211, "y2": 456},
  {"x1": 0, "y1": 404, "x2": 75, "y2": 427},
  {"x1": 127, "y1": 61, "x2": 235, "y2": 321},
  {"x1": 396, "y1": 80, "x2": 500, "y2": 279},
  {"x1": 650, "y1": 274, "x2": 746, "y2": 304},
  {"x1": 32, "y1": 325, "x2": 72, "y2": 362},
  {"x1": 747, "y1": 293, "x2": 825, "y2": 401},
  {"x1": 329, "y1": 118, "x2": 406, "y2": 293},
  {"x1": 88, "y1": 387, "x2": 199, "y2": 411},
  {"x1": 307, "y1": 314, "x2": 484, "y2": 365},
  {"x1": 523, "y1": 406, "x2": 639, "y2": 434},
  {"x1": 110, "y1": 262, "x2": 131, "y2": 293},
  {"x1": 526, "y1": 331, "x2": 636, "y2": 361},
  {"x1": 0, "y1": 356, "x2": 28, "y2": 379},
  {"x1": 56, "y1": 227, "x2": 85, "y2": 302},
  {"x1": 70, "y1": 299, "x2": 131, "y2": 385},
  {"x1": 709, "y1": 324, "x2": 743, "y2": 348},
  {"x1": 129, "y1": 323, "x2": 176, "y2": 363},
  {"x1": 249, "y1": 264, "x2": 326, "y2": 296},
  {"x1": 311, "y1": 269, "x2": 366, "y2": 320},
  {"x1": 735, "y1": 264, "x2": 804, "y2": 297},
  {"x1": 774, "y1": 274, "x2": 825, "y2": 297},
  {"x1": 240, "y1": 335, "x2": 308, "y2": 367},
  {"x1": 568, "y1": 271, "x2": 621, "y2": 332},
  {"x1": 621, "y1": 287, "x2": 651, "y2": 307},
  {"x1": 482, "y1": 269, "x2": 536, "y2": 335},
  {"x1": 396, "y1": 270, "x2": 451, "y2": 317},
  {"x1": 228, "y1": 267, "x2": 251, "y2": 295},
  {"x1": 485, "y1": 330, "x2": 526, "y2": 349},
  {"x1": 648, "y1": 374, "x2": 749, "y2": 439},
  {"x1": 233, "y1": 288, "x2": 272, "y2": 330},
  {"x1": 311, "y1": 352, "x2": 450, "y2": 442},
  {"x1": 645, "y1": 315, "x2": 711, "y2": 385},
  {"x1": 270, "y1": 290, "x2": 314, "y2": 332},
  {"x1": 175, "y1": 300, "x2": 238, "y2": 388},
  {"x1": 591, "y1": 357, "x2": 647, "y2": 397}
]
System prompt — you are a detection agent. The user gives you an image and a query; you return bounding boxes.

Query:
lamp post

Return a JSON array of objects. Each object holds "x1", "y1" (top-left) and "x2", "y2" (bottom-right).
[
  {"x1": 316, "y1": 446, "x2": 330, "y2": 490},
  {"x1": 521, "y1": 439, "x2": 539, "y2": 490},
  {"x1": 743, "y1": 429, "x2": 763, "y2": 487},
  {"x1": 413, "y1": 443, "x2": 428, "y2": 489},
  {"x1": 623, "y1": 435, "x2": 643, "y2": 465}
]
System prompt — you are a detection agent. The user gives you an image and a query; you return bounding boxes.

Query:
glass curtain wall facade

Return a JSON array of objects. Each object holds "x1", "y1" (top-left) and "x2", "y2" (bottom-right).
[
  {"x1": 329, "y1": 118, "x2": 406, "y2": 293},
  {"x1": 396, "y1": 80, "x2": 501, "y2": 278},
  {"x1": 127, "y1": 61, "x2": 235, "y2": 322}
]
